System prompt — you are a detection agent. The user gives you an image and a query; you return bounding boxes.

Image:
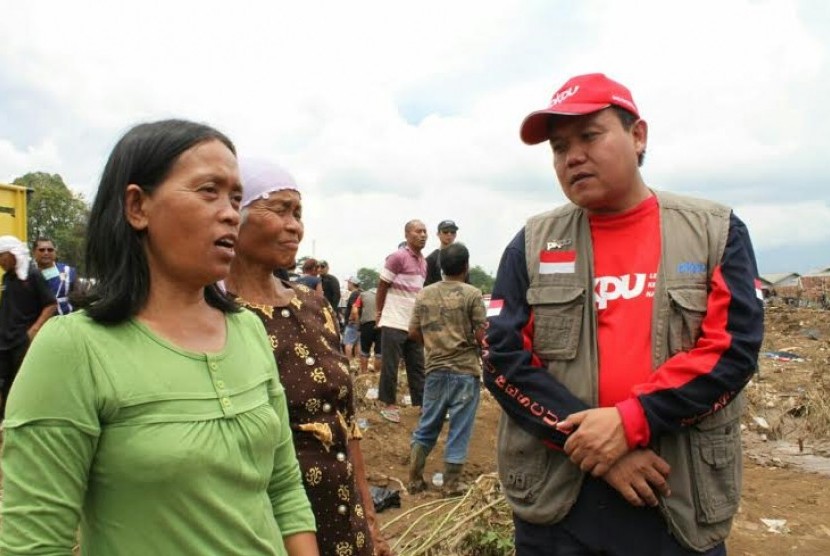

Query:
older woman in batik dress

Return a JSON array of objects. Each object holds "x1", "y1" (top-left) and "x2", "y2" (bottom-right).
[{"x1": 225, "y1": 158, "x2": 393, "y2": 556}]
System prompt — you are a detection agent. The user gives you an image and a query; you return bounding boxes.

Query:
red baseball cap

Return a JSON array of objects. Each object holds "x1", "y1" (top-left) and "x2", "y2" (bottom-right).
[{"x1": 519, "y1": 73, "x2": 639, "y2": 145}]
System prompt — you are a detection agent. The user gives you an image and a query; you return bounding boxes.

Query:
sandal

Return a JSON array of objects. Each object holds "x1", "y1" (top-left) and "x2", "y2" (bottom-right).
[{"x1": 379, "y1": 407, "x2": 401, "y2": 423}]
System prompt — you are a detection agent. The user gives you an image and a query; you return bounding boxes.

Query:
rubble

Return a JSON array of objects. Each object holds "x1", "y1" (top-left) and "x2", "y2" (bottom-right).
[{"x1": 744, "y1": 306, "x2": 830, "y2": 474}]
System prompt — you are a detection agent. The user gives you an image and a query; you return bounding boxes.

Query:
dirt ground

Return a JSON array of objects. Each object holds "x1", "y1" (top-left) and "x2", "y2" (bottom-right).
[{"x1": 356, "y1": 304, "x2": 830, "y2": 555}]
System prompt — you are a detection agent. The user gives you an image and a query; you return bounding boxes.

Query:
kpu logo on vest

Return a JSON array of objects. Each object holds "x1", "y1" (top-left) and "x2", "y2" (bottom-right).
[{"x1": 594, "y1": 273, "x2": 655, "y2": 310}]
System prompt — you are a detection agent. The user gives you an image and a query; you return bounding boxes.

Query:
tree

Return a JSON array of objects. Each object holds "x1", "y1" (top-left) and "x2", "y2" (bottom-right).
[
  {"x1": 468, "y1": 265, "x2": 495, "y2": 294},
  {"x1": 13, "y1": 172, "x2": 90, "y2": 272},
  {"x1": 357, "y1": 267, "x2": 380, "y2": 290}
]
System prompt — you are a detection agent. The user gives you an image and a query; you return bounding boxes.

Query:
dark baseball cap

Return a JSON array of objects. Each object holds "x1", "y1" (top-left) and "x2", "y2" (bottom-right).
[{"x1": 437, "y1": 220, "x2": 458, "y2": 232}]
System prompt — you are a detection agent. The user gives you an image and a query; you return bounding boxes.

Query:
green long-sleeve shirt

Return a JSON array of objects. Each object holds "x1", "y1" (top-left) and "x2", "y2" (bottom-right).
[{"x1": 0, "y1": 310, "x2": 315, "y2": 555}]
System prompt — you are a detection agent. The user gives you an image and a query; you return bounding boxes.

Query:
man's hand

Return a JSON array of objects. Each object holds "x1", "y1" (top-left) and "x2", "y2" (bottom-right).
[
  {"x1": 26, "y1": 325, "x2": 40, "y2": 341},
  {"x1": 603, "y1": 449, "x2": 671, "y2": 507},
  {"x1": 557, "y1": 407, "x2": 628, "y2": 476}
]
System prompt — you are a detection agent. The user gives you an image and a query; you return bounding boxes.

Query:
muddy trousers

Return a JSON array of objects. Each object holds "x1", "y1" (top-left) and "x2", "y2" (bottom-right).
[{"x1": 513, "y1": 476, "x2": 726, "y2": 556}]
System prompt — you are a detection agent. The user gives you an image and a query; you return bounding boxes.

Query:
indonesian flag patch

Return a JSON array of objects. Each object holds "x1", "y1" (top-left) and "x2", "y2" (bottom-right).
[
  {"x1": 754, "y1": 279, "x2": 764, "y2": 301},
  {"x1": 539, "y1": 250, "x2": 576, "y2": 274},
  {"x1": 486, "y1": 298, "x2": 504, "y2": 318}
]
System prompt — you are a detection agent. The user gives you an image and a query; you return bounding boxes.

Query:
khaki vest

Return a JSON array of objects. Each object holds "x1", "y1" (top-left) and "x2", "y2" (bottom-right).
[{"x1": 497, "y1": 190, "x2": 745, "y2": 551}]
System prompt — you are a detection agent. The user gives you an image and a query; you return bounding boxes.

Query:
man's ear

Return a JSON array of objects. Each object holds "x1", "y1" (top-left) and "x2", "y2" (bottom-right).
[
  {"x1": 124, "y1": 184, "x2": 149, "y2": 231},
  {"x1": 632, "y1": 119, "x2": 648, "y2": 159}
]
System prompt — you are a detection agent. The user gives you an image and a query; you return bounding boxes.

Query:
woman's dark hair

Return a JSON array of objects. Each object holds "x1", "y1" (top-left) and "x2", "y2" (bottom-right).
[
  {"x1": 78, "y1": 119, "x2": 240, "y2": 323},
  {"x1": 439, "y1": 242, "x2": 470, "y2": 277}
]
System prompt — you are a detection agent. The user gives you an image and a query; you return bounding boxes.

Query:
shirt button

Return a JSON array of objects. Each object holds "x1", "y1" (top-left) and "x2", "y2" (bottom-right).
[
  {"x1": 281, "y1": 309, "x2": 290, "y2": 318},
  {"x1": 322, "y1": 403, "x2": 332, "y2": 413},
  {"x1": 337, "y1": 505, "x2": 348, "y2": 515},
  {"x1": 210, "y1": 362, "x2": 218, "y2": 372},
  {"x1": 336, "y1": 452, "x2": 346, "y2": 462},
  {"x1": 216, "y1": 380, "x2": 225, "y2": 389},
  {"x1": 221, "y1": 398, "x2": 231, "y2": 408},
  {"x1": 305, "y1": 356, "x2": 315, "y2": 366}
]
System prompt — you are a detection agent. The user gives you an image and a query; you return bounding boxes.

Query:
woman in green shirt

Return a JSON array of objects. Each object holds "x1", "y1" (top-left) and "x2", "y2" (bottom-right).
[{"x1": 0, "y1": 120, "x2": 319, "y2": 556}]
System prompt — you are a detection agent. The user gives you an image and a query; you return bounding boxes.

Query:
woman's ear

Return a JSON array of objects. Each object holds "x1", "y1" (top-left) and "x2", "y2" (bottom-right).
[{"x1": 124, "y1": 184, "x2": 149, "y2": 231}]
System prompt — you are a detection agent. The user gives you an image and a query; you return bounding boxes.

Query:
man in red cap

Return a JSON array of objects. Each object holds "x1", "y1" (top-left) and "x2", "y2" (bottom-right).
[{"x1": 483, "y1": 73, "x2": 764, "y2": 555}]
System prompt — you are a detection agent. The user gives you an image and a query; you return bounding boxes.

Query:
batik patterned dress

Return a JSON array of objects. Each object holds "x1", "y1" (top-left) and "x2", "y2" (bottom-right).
[{"x1": 237, "y1": 281, "x2": 374, "y2": 556}]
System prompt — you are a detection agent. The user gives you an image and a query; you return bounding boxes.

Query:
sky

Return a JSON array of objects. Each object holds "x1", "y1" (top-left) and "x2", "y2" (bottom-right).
[{"x1": 1, "y1": 0, "x2": 828, "y2": 280}]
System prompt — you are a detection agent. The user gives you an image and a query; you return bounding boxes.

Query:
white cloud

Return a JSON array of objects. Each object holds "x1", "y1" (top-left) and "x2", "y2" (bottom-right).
[
  {"x1": 0, "y1": 138, "x2": 62, "y2": 183},
  {"x1": 735, "y1": 199, "x2": 830, "y2": 249}
]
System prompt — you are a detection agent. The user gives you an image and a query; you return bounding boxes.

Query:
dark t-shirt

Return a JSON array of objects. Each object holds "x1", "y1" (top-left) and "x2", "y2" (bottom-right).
[
  {"x1": 320, "y1": 274, "x2": 341, "y2": 309},
  {"x1": 0, "y1": 267, "x2": 56, "y2": 350},
  {"x1": 424, "y1": 249, "x2": 442, "y2": 286},
  {"x1": 344, "y1": 290, "x2": 360, "y2": 325},
  {"x1": 425, "y1": 248, "x2": 471, "y2": 287}
]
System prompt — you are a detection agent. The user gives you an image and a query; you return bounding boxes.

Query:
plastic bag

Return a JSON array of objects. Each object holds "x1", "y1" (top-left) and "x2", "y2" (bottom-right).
[{"x1": 369, "y1": 485, "x2": 401, "y2": 513}]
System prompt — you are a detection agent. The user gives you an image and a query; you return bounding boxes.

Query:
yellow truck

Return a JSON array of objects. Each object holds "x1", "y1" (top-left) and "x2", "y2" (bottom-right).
[
  {"x1": 0, "y1": 183, "x2": 29, "y2": 292},
  {"x1": 0, "y1": 182, "x2": 28, "y2": 241}
]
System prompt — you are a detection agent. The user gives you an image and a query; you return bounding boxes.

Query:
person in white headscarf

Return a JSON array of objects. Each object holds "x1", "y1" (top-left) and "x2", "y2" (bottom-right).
[
  {"x1": 225, "y1": 158, "x2": 393, "y2": 556},
  {"x1": 0, "y1": 235, "x2": 57, "y2": 417},
  {"x1": 0, "y1": 235, "x2": 33, "y2": 280}
]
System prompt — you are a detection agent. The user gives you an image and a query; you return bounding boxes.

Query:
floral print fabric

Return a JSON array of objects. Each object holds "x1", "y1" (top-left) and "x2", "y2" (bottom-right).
[{"x1": 238, "y1": 282, "x2": 373, "y2": 556}]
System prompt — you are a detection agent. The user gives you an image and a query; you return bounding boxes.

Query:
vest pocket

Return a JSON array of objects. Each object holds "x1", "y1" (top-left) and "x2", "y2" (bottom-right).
[
  {"x1": 667, "y1": 287, "x2": 708, "y2": 355},
  {"x1": 498, "y1": 423, "x2": 548, "y2": 503},
  {"x1": 526, "y1": 286, "x2": 585, "y2": 360},
  {"x1": 689, "y1": 412, "x2": 741, "y2": 524}
]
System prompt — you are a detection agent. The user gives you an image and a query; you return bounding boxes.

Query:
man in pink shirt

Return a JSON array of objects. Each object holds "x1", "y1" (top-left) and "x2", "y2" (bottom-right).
[{"x1": 375, "y1": 220, "x2": 428, "y2": 423}]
